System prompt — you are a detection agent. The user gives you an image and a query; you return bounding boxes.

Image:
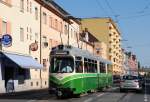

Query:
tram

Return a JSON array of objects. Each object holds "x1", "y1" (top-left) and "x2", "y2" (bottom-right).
[{"x1": 49, "y1": 45, "x2": 112, "y2": 98}]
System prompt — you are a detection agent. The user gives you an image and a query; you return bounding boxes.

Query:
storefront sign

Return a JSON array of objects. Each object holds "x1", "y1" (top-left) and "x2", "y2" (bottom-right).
[
  {"x1": 29, "y1": 42, "x2": 38, "y2": 51},
  {"x1": 1, "y1": 34, "x2": 12, "y2": 47}
]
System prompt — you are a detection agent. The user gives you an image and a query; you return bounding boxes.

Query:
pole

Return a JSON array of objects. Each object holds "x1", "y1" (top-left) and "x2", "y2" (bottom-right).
[
  {"x1": 67, "y1": 23, "x2": 69, "y2": 45},
  {"x1": 0, "y1": 37, "x2": 1, "y2": 54},
  {"x1": 39, "y1": 5, "x2": 42, "y2": 88}
]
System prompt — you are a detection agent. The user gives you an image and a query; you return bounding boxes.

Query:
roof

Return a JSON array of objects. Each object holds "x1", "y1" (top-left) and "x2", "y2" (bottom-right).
[
  {"x1": 35, "y1": 0, "x2": 80, "y2": 24},
  {"x1": 51, "y1": 45, "x2": 112, "y2": 64}
]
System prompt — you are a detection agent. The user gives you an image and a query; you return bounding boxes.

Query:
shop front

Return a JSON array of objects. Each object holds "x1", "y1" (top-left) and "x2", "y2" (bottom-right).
[{"x1": 0, "y1": 51, "x2": 43, "y2": 93}]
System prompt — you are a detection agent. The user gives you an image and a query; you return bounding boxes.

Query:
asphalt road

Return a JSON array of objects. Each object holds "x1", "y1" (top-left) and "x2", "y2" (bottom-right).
[{"x1": 0, "y1": 77, "x2": 150, "y2": 102}]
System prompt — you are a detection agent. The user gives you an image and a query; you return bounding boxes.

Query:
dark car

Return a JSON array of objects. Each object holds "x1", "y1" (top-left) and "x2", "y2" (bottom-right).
[{"x1": 113, "y1": 75, "x2": 121, "y2": 86}]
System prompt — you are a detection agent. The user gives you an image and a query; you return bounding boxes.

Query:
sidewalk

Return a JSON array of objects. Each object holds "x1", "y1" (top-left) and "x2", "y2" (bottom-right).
[{"x1": 0, "y1": 88, "x2": 48, "y2": 98}]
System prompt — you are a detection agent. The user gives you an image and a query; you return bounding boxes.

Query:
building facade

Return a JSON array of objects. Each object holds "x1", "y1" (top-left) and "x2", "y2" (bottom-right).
[
  {"x1": 0, "y1": 0, "x2": 80, "y2": 93},
  {"x1": 0, "y1": 0, "x2": 43, "y2": 93},
  {"x1": 36, "y1": 0, "x2": 80, "y2": 89},
  {"x1": 81, "y1": 18, "x2": 122, "y2": 75}
]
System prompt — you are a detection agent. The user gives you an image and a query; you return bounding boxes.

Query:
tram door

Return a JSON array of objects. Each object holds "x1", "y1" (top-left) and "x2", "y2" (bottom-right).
[{"x1": 75, "y1": 57, "x2": 84, "y2": 93}]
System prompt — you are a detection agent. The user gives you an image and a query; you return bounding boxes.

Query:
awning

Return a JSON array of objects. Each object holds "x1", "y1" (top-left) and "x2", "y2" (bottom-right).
[{"x1": 2, "y1": 52, "x2": 43, "y2": 69}]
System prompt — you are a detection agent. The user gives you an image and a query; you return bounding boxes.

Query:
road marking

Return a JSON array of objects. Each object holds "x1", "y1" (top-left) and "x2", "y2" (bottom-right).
[
  {"x1": 97, "y1": 93, "x2": 104, "y2": 97},
  {"x1": 27, "y1": 100, "x2": 36, "y2": 102},
  {"x1": 144, "y1": 94, "x2": 148, "y2": 102},
  {"x1": 83, "y1": 98, "x2": 93, "y2": 102}
]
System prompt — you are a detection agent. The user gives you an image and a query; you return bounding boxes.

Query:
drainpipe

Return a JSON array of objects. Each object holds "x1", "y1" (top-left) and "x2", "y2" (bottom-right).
[
  {"x1": 39, "y1": 5, "x2": 42, "y2": 89},
  {"x1": 67, "y1": 23, "x2": 69, "y2": 45}
]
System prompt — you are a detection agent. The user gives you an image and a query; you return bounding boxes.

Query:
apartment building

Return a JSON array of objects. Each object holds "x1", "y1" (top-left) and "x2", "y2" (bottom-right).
[{"x1": 81, "y1": 18, "x2": 122, "y2": 75}]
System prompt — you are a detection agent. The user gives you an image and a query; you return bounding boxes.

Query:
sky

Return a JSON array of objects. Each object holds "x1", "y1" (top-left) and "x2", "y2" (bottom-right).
[{"x1": 55, "y1": 0, "x2": 150, "y2": 67}]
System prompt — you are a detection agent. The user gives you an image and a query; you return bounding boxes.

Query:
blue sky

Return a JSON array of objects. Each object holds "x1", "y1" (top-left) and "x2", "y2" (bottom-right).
[{"x1": 55, "y1": 0, "x2": 150, "y2": 67}]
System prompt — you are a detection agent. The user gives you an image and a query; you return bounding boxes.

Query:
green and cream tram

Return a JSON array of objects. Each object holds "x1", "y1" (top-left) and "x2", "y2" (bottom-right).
[{"x1": 49, "y1": 45, "x2": 112, "y2": 98}]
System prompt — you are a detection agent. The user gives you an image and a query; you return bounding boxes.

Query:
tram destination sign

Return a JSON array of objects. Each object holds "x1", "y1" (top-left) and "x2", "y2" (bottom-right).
[
  {"x1": 1, "y1": 34, "x2": 12, "y2": 47},
  {"x1": 55, "y1": 51, "x2": 69, "y2": 55}
]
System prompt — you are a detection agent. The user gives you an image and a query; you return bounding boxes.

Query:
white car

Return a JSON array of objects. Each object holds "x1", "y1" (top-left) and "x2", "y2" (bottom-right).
[{"x1": 120, "y1": 75, "x2": 143, "y2": 92}]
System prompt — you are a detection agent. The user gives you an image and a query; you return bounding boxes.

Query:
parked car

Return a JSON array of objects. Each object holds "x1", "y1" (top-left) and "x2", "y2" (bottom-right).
[
  {"x1": 113, "y1": 75, "x2": 121, "y2": 86},
  {"x1": 120, "y1": 75, "x2": 143, "y2": 92}
]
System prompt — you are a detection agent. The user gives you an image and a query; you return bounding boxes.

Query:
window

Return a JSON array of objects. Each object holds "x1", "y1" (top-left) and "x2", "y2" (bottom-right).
[
  {"x1": 35, "y1": 7, "x2": 38, "y2": 20},
  {"x1": 35, "y1": 33, "x2": 38, "y2": 42},
  {"x1": 64, "y1": 25, "x2": 67, "y2": 35},
  {"x1": 113, "y1": 58, "x2": 116, "y2": 62},
  {"x1": 1, "y1": 0, "x2": 12, "y2": 5},
  {"x1": 2, "y1": 21, "x2": 7, "y2": 34},
  {"x1": 43, "y1": 59, "x2": 47, "y2": 71},
  {"x1": 50, "y1": 57, "x2": 74, "y2": 73},
  {"x1": 20, "y1": 27, "x2": 24, "y2": 41},
  {"x1": 20, "y1": 0, "x2": 24, "y2": 12},
  {"x1": 42, "y1": 36, "x2": 47, "y2": 42},
  {"x1": 60, "y1": 22, "x2": 62, "y2": 32},
  {"x1": 100, "y1": 62, "x2": 106, "y2": 73},
  {"x1": 55, "y1": 19, "x2": 58, "y2": 29},
  {"x1": 71, "y1": 29, "x2": 73, "y2": 38},
  {"x1": 30, "y1": 28, "x2": 32, "y2": 40},
  {"x1": 75, "y1": 57, "x2": 83, "y2": 73},
  {"x1": 30, "y1": 1, "x2": 32, "y2": 13},
  {"x1": 49, "y1": 16, "x2": 52, "y2": 27},
  {"x1": 27, "y1": 0, "x2": 29, "y2": 12},
  {"x1": 43, "y1": 12, "x2": 47, "y2": 24}
]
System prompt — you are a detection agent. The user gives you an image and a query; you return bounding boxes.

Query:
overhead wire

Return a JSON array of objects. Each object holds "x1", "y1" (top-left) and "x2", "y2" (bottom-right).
[{"x1": 95, "y1": 0, "x2": 109, "y2": 17}]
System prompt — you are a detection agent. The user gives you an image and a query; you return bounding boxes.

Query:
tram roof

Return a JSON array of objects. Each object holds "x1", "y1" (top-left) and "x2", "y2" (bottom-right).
[{"x1": 51, "y1": 45, "x2": 112, "y2": 64}]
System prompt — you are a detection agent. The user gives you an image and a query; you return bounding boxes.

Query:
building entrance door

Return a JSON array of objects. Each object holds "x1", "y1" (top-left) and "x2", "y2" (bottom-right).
[{"x1": 4, "y1": 66, "x2": 15, "y2": 92}]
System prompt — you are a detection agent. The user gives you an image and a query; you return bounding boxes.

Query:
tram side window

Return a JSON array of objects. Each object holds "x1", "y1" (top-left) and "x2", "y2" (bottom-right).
[
  {"x1": 75, "y1": 61, "x2": 83, "y2": 73},
  {"x1": 84, "y1": 62, "x2": 88, "y2": 73},
  {"x1": 100, "y1": 62, "x2": 106, "y2": 73},
  {"x1": 84, "y1": 59, "x2": 97, "y2": 73},
  {"x1": 94, "y1": 61, "x2": 98, "y2": 73},
  {"x1": 50, "y1": 57, "x2": 74, "y2": 73}
]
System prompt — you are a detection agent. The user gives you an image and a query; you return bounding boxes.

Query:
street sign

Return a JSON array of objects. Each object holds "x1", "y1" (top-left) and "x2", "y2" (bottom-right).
[
  {"x1": 1, "y1": 34, "x2": 12, "y2": 47},
  {"x1": 29, "y1": 42, "x2": 38, "y2": 51}
]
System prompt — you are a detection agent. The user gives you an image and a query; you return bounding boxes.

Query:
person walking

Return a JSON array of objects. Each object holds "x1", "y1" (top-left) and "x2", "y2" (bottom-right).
[{"x1": 6, "y1": 78, "x2": 14, "y2": 93}]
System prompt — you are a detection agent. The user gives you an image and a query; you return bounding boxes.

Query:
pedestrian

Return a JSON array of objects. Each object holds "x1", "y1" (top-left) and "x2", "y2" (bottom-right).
[{"x1": 6, "y1": 78, "x2": 14, "y2": 93}]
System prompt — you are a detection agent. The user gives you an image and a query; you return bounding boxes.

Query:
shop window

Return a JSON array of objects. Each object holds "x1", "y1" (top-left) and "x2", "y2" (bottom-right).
[
  {"x1": 18, "y1": 68, "x2": 30, "y2": 84},
  {"x1": 36, "y1": 82, "x2": 38, "y2": 86},
  {"x1": 31, "y1": 82, "x2": 33, "y2": 86}
]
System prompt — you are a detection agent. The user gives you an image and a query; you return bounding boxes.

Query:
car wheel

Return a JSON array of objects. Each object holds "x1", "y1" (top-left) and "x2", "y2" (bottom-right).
[{"x1": 120, "y1": 88, "x2": 125, "y2": 92}]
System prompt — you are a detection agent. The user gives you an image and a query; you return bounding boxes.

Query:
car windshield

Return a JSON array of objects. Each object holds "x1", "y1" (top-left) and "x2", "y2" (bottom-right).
[
  {"x1": 123, "y1": 76, "x2": 138, "y2": 80},
  {"x1": 50, "y1": 57, "x2": 74, "y2": 73}
]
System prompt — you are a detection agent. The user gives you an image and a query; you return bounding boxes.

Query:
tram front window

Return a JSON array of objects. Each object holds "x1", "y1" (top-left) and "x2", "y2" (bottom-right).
[{"x1": 51, "y1": 57, "x2": 74, "y2": 73}]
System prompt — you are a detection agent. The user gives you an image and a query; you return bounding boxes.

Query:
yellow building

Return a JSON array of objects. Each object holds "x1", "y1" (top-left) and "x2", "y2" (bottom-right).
[{"x1": 81, "y1": 17, "x2": 122, "y2": 75}]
